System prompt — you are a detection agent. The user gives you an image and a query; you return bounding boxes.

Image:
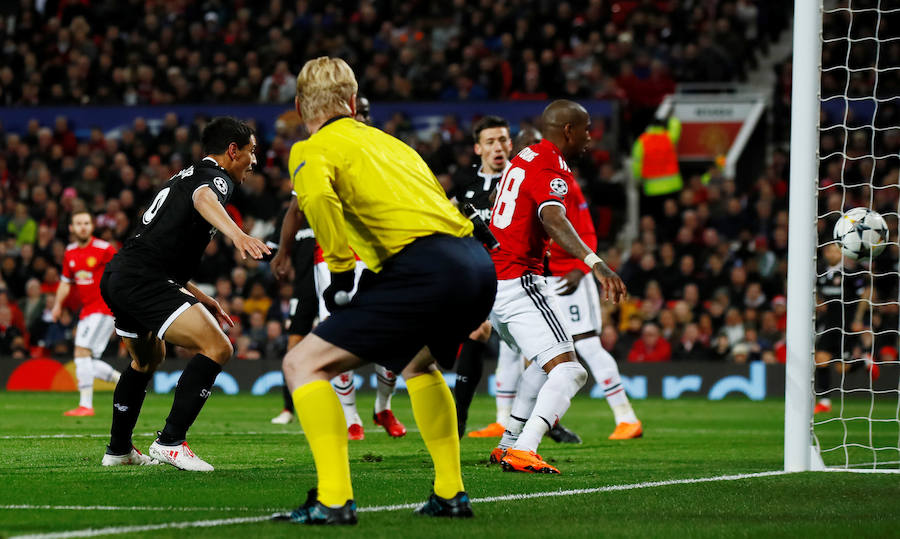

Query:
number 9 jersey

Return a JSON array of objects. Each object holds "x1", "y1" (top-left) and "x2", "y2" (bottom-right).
[{"x1": 488, "y1": 139, "x2": 573, "y2": 279}]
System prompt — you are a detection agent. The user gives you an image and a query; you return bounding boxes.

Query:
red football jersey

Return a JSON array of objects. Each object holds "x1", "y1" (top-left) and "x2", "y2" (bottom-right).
[
  {"x1": 547, "y1": 177, "x2": 597, "y2": 276},
  {"x1": 489, "y1": 139, "x2": 573, "y2": 279},
  {"x1": 61, "y1": 237, "x2": 116, "y2": 318}
]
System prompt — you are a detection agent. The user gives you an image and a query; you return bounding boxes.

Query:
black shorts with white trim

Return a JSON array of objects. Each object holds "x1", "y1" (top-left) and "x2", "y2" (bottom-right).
[{"x1": 99, "y1": 269, "x2": 199, "y2": 340}]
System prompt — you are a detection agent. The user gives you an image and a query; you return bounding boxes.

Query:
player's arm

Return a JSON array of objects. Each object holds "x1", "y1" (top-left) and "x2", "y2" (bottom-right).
[
  {"x1": 50, "y1": 281, "x2": 71, "y2": 322},
  {"x1": 540, "y1": 204, "x2": 626, "y2": 303},
  {"x1": 183, "y1": 281, "x2": 233, "y2": 328},
  {"x1": 271, "y1": 196, "x2": 303, "y2": 281},
  {"x1": 193, "y1": 186, "x2": 270, "y2": 260}
]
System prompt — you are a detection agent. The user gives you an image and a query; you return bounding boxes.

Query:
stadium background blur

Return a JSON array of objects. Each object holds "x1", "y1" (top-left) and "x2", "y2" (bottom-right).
[{"x1": 0, "y1": 1, "x2": 896, "y2": 372}]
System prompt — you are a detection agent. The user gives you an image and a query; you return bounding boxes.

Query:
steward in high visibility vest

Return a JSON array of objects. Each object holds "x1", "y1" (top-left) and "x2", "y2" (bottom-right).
[{"x1": 631, "y1": 116, "x2": 682, "y2": 196}]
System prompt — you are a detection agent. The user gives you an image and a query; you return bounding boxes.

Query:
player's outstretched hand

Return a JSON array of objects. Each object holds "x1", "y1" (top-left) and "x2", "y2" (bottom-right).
[
  {"x1": 233, "y1": 233, "x2": 271, "y2": 260},
  {"x1": 555, "y1": 269, "x2": 584, "y2": 296},
  {"x1": 50, "y1": 304, "x2": 62, "y2": 322},
  {"x1": 323, "y1": 269, "x2": 355, "y2": 312},
  {"x1": 271, "y1": 249, "x2": 293, "y2": 281},
  {"x1": 591, "y1": 260, "x2": 627, "y2": 304},
  {"x1": 202, "y1": 296, "x2": 234, "y2": 328}
]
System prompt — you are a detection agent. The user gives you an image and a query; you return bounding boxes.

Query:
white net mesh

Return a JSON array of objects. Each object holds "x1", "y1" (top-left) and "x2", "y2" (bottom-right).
[{"x1": 813, "y1": 0, "x2": 900, "y2": 470}]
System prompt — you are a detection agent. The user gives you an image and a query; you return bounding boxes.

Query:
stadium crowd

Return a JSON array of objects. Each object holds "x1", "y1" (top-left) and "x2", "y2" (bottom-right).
[{"x1": 5, "y1": 0, "x2": 894, "y2": 372}]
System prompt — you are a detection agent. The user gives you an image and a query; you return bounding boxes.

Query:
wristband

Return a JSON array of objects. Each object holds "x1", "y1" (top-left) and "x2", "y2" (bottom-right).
[{"x1": 584, "y1": 252, "x2": 602, "y2": 268}]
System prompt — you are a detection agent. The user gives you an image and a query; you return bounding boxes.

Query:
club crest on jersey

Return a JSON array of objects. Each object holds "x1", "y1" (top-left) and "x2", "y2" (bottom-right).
[
  {"x1": 86, "y1": 256, "x2": 97, "y2": 268},
  {"x1": 213, "y1": 177, "x2": 228, "y2": 195},
  {"x1": 549, "y1": 178, "x2": 568, "y2": 196}
]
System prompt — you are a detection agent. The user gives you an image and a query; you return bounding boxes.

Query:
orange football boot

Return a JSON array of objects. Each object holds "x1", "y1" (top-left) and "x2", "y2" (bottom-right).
[
  {"x1": 64, "y1": 406, "x2": 95, "y2": 417},
  {"x1": 608, "y1": 421, "x2": 643, "y2": 440},
  {"x1": 500, "y1": 449, "x2": 560, "y2": 474},
  {"x1": 467, "y1": 422, "x2": 505, "y2": 438}
]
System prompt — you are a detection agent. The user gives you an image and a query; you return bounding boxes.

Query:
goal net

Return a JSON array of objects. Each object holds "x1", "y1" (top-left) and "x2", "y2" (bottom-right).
[{"x1": 787, "y1": 0, "x2": 900, "y2": 472}]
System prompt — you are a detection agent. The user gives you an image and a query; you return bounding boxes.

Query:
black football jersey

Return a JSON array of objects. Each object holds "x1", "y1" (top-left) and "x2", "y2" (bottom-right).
[
  {"x1": 108, "y1": 157, "x2": 235, "y2": 284},
  {"x1": 449, "y1": 164, "x2": 506, "y2": 222},
  {"x1": 816, "y1": 262, "x2": 868, "y2": 330}
]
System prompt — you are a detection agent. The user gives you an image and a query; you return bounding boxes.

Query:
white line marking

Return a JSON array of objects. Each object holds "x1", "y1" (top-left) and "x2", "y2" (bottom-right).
[
  {"x1": 10, "y1": 516, "x2": 271, "y2": 539},
  {"x1": 1, "y1": 505, "x2": 281, "y2": 512},
  {"x1": 0, "y1": 429, "x2": 422, "y2": 440},
  {"x1": 8, "y1": 470, "x2": 791, "y2": 538}
]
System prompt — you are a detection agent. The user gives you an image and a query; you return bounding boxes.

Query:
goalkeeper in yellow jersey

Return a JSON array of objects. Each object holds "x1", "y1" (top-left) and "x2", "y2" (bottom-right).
[{"x1": 272, "y1": 57, "x2": 497, "y2": 526}]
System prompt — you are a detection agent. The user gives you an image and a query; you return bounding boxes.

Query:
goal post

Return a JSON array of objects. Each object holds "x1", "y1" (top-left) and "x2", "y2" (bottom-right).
[{"x1": 785, "y1": 0, "x2": 822, "y2": 473}]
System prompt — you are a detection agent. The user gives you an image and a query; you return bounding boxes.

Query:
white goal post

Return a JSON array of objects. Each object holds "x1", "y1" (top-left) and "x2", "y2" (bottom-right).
[
  {"x1": 784, "y1": 0, "x2": 822, "y2": 473},
  {"x1": 786, "y1": 0, "x2": 900, "y2": 472}
]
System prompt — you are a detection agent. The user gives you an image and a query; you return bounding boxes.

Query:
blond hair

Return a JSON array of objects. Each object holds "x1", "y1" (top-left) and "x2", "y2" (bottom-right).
[{"x1": 295, "y1": 57, "x2": 358, "y2": 122}]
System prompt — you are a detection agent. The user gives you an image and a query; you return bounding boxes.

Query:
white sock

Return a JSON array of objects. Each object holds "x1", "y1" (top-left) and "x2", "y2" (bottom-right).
[
  {"x1": 331, "y1": 371, "x2": 361, "y2": 427},
  {"x1": 74, "y1": 356, "x2": 94, "y2": 408},
  {"x1": 514, "y1": 361, "x2": 587, "y2": 453},
  {"x1": 499, "y1": 361, "x2": 546, "y2": 449},
  {"x1": 575, "y1": 336, "x2": 638, "y2": 424},
  {"x1": 373, "y1": 364, "x2": 396, "y2": 414},
  {"x1": 91, "y1": 360, "x2": 119, "y2": 383},
  {"x1": 495, "y1": 341, "x2": 523, "y2": 426}
]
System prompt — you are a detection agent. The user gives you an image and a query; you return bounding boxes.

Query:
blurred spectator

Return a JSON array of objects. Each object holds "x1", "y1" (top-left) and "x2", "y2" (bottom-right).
[{"x1": 628, "y1": 322, "x2": 672, "y2": 362}]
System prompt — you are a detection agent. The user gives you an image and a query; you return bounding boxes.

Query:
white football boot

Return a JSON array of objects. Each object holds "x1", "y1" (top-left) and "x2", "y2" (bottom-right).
[
  {"x1": 148, "y1": 440, "x2": 214, "y2": 472},
  {"x1": 271, "y1": 410, "x2": 294, "y2": 424},
  {"x1": 101, "y1": 446, "x2": 159, "y2": 466}
]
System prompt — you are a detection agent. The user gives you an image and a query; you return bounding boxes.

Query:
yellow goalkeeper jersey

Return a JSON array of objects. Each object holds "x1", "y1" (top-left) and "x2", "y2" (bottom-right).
[{"x1": 289, "y1": 116, "x2": 473, "y2": 273}]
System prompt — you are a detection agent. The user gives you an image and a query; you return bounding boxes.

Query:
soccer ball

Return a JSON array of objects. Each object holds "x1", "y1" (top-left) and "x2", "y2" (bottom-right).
[{"x1": 833, "y1": 207, "x2": 888, "y2": 260}]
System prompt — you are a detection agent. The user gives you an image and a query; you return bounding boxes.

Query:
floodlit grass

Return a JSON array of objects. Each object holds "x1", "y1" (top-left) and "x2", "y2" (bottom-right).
[{"x1": 1, "y1": 392, "x2": 898, "y2": 538}]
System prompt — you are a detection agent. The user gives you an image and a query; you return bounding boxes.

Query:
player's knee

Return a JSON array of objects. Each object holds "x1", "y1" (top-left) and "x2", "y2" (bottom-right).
[
  {"x1": 207, "y1": 337, "x2": 234, "y2": 364},
  {"x1": 552, "y1": 360, "x2": 588, "y2": 388}
]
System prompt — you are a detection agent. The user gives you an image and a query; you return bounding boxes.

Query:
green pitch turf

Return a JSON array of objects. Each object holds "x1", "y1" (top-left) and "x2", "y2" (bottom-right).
[{"x1": 1, "y1": 392, "x2": 899, "y2": 538}]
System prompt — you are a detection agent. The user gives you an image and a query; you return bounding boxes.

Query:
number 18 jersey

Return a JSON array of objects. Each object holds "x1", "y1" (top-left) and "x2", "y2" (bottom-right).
[{"x1": 489, "y1": 139, "x2": 573, "y2": 279}]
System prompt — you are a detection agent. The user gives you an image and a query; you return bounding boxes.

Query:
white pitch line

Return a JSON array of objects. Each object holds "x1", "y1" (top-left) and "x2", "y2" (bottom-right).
[
  {"x1": 1, "y1": 505, "x2": 281, "y2": 512},
  {"x1": 8, "y1": 470, "x2": 790, "y2": 539},
  {"x1": 10, "y1": 516, "x2": 271, "y2": 539}
]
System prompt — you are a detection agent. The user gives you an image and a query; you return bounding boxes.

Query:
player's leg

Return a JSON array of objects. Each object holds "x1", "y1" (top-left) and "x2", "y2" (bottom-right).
[
  {"x1": 89, "y1": 314, "x2": 121, "y2": 384},
  {"x1": 495, "y1": 359, "x2": 546, "y2": 457},
  {"x1": 814, "y1": 349, "x2": 834, "y2": 413},
  {"x1": 373, "y1": 364, "x2": 406, "y2": 437},
  {"x1": 149, "y1": 302, "x2": 233, "y2": 470},
  {"x1": 65, "y1": 315, "x2": 102, "y2": 416},
  {"x1": 567, "y1": 275, "x2": 641, "y2": 439},
  {"x1": 331, "y1": 370, "x2": 364, "y2": 439},
  {"x1": 494, "y1": 275, "x2": 587, "y2": 473},
  {"x1": 103, "y1": 331, "x2": 165, "y2": 466},
  {"x1": 273, "y1": 333, "x2": 304, "y2": 424},
  {"x1": 279, "y1": 332, "x2": 363, "y2": 523},
  {"x1": 402, "y1": 348, "x2": 472, "y2": 517},
  {"x1": 454, "y1": 320, "x2": 491, "y2": 437},
  {"x1": 469, "y1": 338, "x2": 521, "y2": 438}
]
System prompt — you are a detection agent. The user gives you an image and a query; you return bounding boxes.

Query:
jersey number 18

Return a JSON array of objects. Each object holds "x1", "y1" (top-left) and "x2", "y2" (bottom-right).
[{"x1": 491, "y1": 167, "x2": 526, "y2": 229}]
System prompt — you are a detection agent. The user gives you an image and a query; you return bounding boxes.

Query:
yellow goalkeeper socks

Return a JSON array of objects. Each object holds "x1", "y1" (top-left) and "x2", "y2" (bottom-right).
[
  {"x1": 407, "y1": 370, "x2": 465, "y2": 499},
  {"x1": 292, "y1": 380, "x2": 353, "y2": 507}
]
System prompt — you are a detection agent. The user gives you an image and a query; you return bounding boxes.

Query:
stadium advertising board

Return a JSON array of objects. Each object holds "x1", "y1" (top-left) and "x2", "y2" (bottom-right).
[{"x1": 0, "y1": 357, "x2": 812, "y2": 401}]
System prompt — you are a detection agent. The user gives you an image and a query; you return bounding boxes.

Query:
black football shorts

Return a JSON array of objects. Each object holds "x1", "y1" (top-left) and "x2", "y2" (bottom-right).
[{"x1": 100, "y1": 269, "x2": 199, "y2": 340}]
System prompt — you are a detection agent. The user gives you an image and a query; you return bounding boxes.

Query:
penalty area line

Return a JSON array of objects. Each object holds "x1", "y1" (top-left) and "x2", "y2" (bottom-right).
[{"x1": 9, "y1": 470, "x2": 788, "y2": 539}]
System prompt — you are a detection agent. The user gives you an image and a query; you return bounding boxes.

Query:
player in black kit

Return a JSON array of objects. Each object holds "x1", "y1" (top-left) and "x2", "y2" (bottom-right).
[
  {"x1": 448, "y1": 116, "x2": 511, "y2": 438},
  {"x1": 99, "y1": 117, "x2": 270, "y2": 471},
  {"x1": 813, "y1": 243, "x2": 870, "y2": 414}
]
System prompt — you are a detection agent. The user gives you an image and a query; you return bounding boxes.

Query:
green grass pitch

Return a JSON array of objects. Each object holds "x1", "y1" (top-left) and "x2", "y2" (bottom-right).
[{"x1": 2, "y1": 391, "x2": 899, "y2": 538}]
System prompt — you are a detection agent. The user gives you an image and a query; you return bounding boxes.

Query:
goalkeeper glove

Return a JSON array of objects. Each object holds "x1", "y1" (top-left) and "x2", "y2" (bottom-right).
[{"x1": 323, "y1": 269, "x2": 355, "y2": 312}]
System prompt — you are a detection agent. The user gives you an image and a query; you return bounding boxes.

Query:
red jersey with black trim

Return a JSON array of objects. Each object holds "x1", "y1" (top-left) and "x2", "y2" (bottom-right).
[
  {"x1": 489, "y1": 139, "x2": 573, "y2": 279},
  {"x1": 61, "y1": 237, "x2": 116, "y2": 318},
  {"x1": 548, "y1": 177, "x2": 596, "y2": 276}
]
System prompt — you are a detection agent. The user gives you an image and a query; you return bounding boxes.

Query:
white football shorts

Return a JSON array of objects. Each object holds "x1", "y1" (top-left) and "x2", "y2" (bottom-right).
[
  {"x1": 313, "y1": 260, "x2": 368, "y2": 320},
  {"x1": 489, "y1": 274, "x2": 574, "y2": 368},
  {"x1": 548, "y1": 273, "x2": 602, "y2": 336},
  {"x1": 74, "y1": 312, "x2": 116, "y2": 358}
]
